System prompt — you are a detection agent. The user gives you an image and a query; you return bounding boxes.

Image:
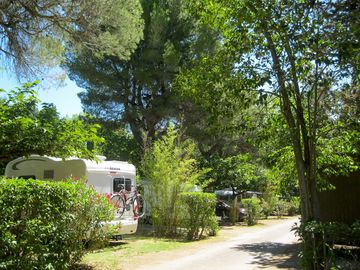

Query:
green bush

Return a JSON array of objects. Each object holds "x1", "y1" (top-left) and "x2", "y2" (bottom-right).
[
  {"x1": 294, "y1": 220, "x2": 360, "y2": 269},
  {"x1": 273, "y1": 199, "x2": 288, "y2": 217},
  {"x1": 242, "y1": 198, "x2": 262, "y2": 226},
  {"x1": 141, "y1": 127, "x2": 209, "y2": 237},
  {"x1": 352, "y1": 220, "x2": 360, "y2": 241},
  {"x1": 287, "y1": 197, "x2": 300, "y2": 216},
  {"x1": 0, "y1": 178, "x2": 114, "y2": 270},
  {"x1": 273, "y1": 197, "x2": 300, "y2": 217},
  {"x1": 180, "y1": 192, "x2": 219, "y2": 240},
  {"x1": 260, "y1": 199, "x2": 274, "y2": 219}
]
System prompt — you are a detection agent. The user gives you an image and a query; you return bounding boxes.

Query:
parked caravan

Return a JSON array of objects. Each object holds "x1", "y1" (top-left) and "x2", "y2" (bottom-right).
[{"x1": 5, "y1": 155, "x2": 138, "y2": 235}]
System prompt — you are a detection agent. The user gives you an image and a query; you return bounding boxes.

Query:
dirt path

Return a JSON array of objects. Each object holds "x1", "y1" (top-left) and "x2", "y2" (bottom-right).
[{"x1": 131, "y1": 217, "x2": 300, "y2": 270}]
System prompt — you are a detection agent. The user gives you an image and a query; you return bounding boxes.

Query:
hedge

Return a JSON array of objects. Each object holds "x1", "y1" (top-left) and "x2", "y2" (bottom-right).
[
  {"x1": 0, "y1": 178, "x2": 114, "y2": 270},
  {"x1": 180, "y1": 192, "x2": 219, "y2": 240}
]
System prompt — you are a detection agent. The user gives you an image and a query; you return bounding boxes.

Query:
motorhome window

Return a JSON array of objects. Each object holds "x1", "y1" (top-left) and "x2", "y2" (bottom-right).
[
  {"x1": 19, "y1": 175, "x2": 36, "y2": 180},
  {"x1": 43, "y1": 170, "x2": 54, "y2": 179},
  {"x1": 113, "y1": 178, "x2": 132, "y2": 192},
  {"x1": 113, "y1": 178, "x2": 124, "y2": 193},
  {"x1": 125, "y1": 178, "x2": 132, "y2": 191}
]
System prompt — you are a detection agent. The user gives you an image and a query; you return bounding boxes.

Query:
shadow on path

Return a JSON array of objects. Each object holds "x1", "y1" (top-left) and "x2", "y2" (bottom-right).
[{"x1": 232, "y1": 242, "x2": 300, "y2": 269}]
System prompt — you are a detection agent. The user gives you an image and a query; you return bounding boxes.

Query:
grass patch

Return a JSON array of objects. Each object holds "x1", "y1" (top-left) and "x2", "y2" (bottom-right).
[{"x1": 79, "y1": 235, "x2": 192, "y2": 270}]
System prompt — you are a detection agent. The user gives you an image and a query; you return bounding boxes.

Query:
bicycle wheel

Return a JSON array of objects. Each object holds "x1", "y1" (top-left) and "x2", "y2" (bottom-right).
[
  {"x1": 133, "y1": 194, "x2": 145, "y2": 218},
  {"x1": 110, "y1": 194, "x2": 125, "y2": 218}
]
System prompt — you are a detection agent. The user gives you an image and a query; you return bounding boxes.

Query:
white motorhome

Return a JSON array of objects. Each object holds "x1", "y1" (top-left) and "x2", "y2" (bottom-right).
[{"x1": 5, "y1": 155, "x2": 138, "y2": 235}]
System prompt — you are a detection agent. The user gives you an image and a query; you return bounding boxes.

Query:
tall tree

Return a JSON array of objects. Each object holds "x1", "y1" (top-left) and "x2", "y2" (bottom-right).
[
  {"x1": 188, "y1": 0, "x2": 359, "y2": 220},
  {"x1": 175, "y1": 52, "x2": 259, "y2": 159},
  {"x1": 185, "y1": 0, "x2": 360, "y2": 267},
  {"x1": 66, "y1": 0, "x2": 218, "y2": 151},
  {"x1": 0, "y1": 0, "x2": 143, "y2": 77}
]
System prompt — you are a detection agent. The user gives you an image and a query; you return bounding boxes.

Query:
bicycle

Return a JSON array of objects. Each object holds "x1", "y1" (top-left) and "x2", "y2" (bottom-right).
[{"x1": 110, "y1": 185, "x2": 145, "y2": 219}]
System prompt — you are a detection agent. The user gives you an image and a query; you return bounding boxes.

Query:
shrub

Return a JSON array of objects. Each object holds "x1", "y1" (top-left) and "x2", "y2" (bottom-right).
[
  {"x1": 287, "y1": 197, "x2": 300, "y2": 216},
  {"x1": 0, "y1": 178, "x2": 114, "y2": 270},
  {"x1": 273, "y1": 197, "x2": 300, "y2": 217},
  {"x1": 242, "y1": 198, "x2": 262, "y2": 226},
  {"x1": 273, "y1": 199, "x2": 288, "y2": 217},
  {"x1": 180, "y1": 192, "x2": 219, "y2": 240},
  {"x1": 294, "y1": 220, "x2": 360, "y2": 269},
  {"x1": 352, "y1": 220, "x2": 360, "y2": 242},
  {"x1": 141, "y1": 127, "x2": 208, "y2": 237},
  {"x1": 260, "y1": 199, "x2": 274, "y2": 219}
]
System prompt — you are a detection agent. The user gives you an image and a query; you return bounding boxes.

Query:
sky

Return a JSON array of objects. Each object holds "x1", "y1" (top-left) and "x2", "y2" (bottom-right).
[{"x1": 0, "y1": 69, "x2": 84, "y2": 117}]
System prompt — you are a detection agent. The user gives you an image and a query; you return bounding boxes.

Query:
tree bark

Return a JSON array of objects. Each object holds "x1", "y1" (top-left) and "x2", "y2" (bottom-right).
[
  {"x1": 259, "y1": 14, "x2": 323, "y2": 270},
  {"x1": 261, "y1": 24, "x2": 314, "y2": 221}
]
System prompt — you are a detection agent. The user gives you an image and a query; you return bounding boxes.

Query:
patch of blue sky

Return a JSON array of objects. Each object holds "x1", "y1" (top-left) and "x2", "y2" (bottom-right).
[{"x1": 0, "y1": 67, "x2": 84, "y2": 117}]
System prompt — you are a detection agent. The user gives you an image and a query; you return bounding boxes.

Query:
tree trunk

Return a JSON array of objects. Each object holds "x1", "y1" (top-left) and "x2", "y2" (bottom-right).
[{"x1": 261, "y1": 19, "x2": 322, "y2": 269}]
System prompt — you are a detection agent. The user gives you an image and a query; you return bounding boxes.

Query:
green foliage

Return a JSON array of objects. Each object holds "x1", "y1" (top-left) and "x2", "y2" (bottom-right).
[
  {"x1": 317, "y1": 122, "x2": 360, "y2": 178},
  {"x1": 67, "y1": 0, "x2": 220, "y2": 151},
  {"x1": 261, "y1": 196, "x2": 300, "y2": 218},
  {"x1": 274, "y1": 199, "x2": 289, "y2": 218},
  {"x1": 175, "y1": 52, "x2": 255, "y2": 121},
  {"x1": 206, "y1": 154, "x2": 267, "y2": 192},
  {"x1": 175, "y1": 28, "x2": 261, "y2": 166},
  {"x1": 266, "y1": 146, "x2": 299, "y2": 198},
  {"x1": 141, "y1": 127, "x2": 208, "y2": 237},
  {"x1": 0, "y1": 82, "x2": 104, "y2": 174},
  {"x1": 1, "y1": 0, "x2": 143, "y2": 77},
  {"x1": 294, "y1": 220, "x2": 360, "y2": 269},
  {"x1": 97, "y1": 127, "x2": 142, "y2": 166},
  {"x1": 260, "y1": 196, "x2": 277, "y2": 219},
  {"x1": 352, "y1": 220, "x2": 360, "y2": 241},
  {"x1": 273, "y1": 198, "x2": 300, "y2": 218},
  {"x1": 0, "y1": 177, "x2": 114, "y2": 270},
  {"x1": 287, "y1": 197, "x2": 301, "y2": 216},
  {"x1": 188, "y1": 1, "x2": 359, "y2": 267},
  {"x1": 242, "y1": 198, "x2": 262, "y2": 226},
  {"x1": 180, "y1": 192, "x2": 219, "y2": 240}
]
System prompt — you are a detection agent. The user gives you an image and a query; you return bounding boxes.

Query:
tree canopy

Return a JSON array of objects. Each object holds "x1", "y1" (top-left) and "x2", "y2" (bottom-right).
[
  {"x1": 186, "y1": 0, "x2": 360, "y2": 219},
  {"x1": 66, "y1": 0, "x2": 219, "y2": 151},
  {"x1": 0, "y1": 0, "x2": 143, "y2": 77},
  {"x1": 182, "y1": 1, "x2": 359, "y2": 267}
]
